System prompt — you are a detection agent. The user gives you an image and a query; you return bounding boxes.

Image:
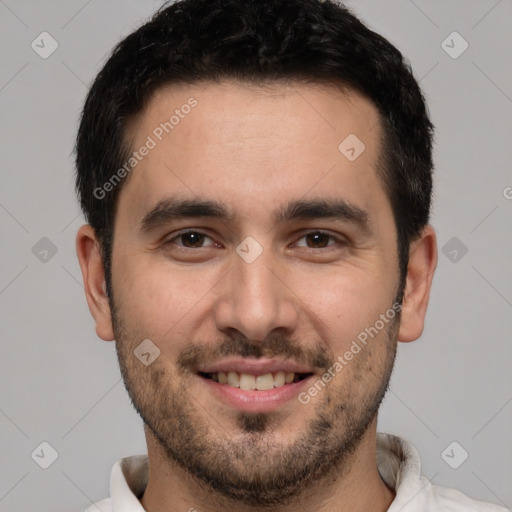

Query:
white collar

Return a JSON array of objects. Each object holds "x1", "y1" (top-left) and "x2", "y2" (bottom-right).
[{"x1": 97, "y1": 432, "x2": 502, "y2": 512}]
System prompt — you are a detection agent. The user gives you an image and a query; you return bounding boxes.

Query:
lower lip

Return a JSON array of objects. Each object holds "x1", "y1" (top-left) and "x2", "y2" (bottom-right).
[{"x1": 200, "y1": 375, "x2": 313, "y2": 413}]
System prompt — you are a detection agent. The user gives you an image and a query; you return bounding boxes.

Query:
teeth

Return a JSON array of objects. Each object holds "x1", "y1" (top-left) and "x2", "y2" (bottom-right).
[
  {"x1": 239, "y1": 373, "x2": 256, "y2": 390},
  {"x1": 208, "y1": 370, "x2": 300, "y2": 390},
  {"x1": 227, "y1": 371, "x2": 240, "y2": 387},
  {"x1": 256, "y1": 373, "x2": 274, "y2": 390},
  {"x1": 274, "y1": 371, "x2": 286, "y2": 387}
]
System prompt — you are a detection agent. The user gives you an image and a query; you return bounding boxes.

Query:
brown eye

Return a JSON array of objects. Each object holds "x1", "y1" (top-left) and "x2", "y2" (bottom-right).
[
  {"x1": 305, "y1": 232, "x2": 332, "y2": 248},
  {"x1": 166, "y1": 230, "x2": 216, "y2": 249},
  {"x1": 294, "y1": 231, "x2": 340, "y2": 249},
  {"x1": 179, "y1": 231, "x2": 206, "y2": 248}
]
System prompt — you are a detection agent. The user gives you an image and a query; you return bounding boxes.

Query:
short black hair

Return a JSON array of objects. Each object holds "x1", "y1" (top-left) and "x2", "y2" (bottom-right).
[{"x1": 75, "y1": 0, "x2": 434, "y2": 302}]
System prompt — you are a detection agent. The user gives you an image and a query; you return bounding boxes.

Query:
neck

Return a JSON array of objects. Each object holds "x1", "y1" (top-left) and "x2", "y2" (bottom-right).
[{"x1": 139, "y1": 419, "x2": 395, "y2": 512}]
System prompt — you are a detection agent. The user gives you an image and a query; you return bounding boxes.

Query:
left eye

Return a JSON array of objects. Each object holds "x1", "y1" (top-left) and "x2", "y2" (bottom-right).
[{"x1": 293, "y1": 231, "x2": 340, "y2": 249}]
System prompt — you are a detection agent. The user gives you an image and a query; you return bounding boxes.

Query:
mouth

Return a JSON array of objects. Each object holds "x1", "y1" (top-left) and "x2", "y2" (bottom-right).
[
  {"x1": 195, "y1": 358, "x2": 316, "y2": 412},
  {"x1": 198, "y1": 370, "x2": 313, "y2": 390}
]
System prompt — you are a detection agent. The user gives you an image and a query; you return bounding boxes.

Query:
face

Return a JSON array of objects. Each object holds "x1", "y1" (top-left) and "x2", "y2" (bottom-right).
[{"x1": 109, "y1": 81, "x2": 401, "y2": 505}]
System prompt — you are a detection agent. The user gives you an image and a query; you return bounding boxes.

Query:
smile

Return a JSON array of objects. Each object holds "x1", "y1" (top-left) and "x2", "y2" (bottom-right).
[
  {"x1": 195, "y1": 358, "x2": 316, "y2": 412},
  {"x1": 199, "y1": 371, "x2": 311, "y2": 390}
]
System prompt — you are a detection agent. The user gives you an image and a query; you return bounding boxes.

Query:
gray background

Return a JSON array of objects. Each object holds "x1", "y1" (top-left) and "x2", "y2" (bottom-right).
[{"x1": 1, "y1": 1, "x2": 511, "y2": 511}]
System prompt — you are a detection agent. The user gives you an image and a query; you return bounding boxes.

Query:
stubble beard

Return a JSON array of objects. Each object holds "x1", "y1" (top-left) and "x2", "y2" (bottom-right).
[{"x1": 112, "y1": 300, "x2": 399, "y2": 507}]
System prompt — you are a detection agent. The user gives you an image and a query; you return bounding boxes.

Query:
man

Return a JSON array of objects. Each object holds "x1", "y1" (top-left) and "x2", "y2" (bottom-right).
[{"x1": 74, "y1": 0, "x2": 507, "y2": 510}]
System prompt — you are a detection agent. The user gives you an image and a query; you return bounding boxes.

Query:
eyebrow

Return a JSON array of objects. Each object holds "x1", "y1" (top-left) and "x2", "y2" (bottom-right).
[{"x1": 139, "y1": 196, "x2": 372, "y2": 234}]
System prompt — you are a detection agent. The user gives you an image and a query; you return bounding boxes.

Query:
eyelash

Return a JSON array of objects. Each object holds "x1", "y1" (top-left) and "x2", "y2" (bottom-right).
[{"x1": 164, "y1": 229, "x2": 345, "y2": 251}]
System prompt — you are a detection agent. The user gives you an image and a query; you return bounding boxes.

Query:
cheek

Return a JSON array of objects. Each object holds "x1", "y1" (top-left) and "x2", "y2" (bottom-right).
[
  {"x1": 113, "y1": 258, "x2": 190, "y2": 335},
  {"x1": 290, "y1": 266, "x2": 395, "y2": 352}
]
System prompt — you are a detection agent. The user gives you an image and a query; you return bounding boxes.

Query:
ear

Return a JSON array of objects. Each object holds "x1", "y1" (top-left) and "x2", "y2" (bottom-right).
[
  {"x1": 397, "y1": 225, "x2": 437, "y2": 343},
  {"x1": 75, "y1": 224, "x2": 115, "y2": 341}
]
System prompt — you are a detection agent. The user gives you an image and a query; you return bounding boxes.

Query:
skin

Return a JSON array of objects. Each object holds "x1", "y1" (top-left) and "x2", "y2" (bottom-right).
[{"x1": 76, "y1": 80, "x2": 437, "y2": 512}]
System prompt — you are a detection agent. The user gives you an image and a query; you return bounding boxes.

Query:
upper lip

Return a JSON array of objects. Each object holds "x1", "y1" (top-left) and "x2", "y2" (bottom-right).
[{"x1": 196, "y1": 357, "x2": 315, "y2": 375}]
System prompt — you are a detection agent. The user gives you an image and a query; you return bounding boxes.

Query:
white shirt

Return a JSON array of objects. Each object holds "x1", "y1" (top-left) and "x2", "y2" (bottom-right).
[{"x1": 84, "y1": 433, "x2": 508, "y2": 511}]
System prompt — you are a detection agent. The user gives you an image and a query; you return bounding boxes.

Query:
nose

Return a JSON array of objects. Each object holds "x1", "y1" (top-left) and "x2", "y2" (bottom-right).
[{"x1": 213, "y1": 245, "x2": 300, "y2": 343}]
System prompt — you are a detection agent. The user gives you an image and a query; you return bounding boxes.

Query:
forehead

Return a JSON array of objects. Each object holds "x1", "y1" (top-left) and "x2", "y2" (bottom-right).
[{"x1": 118, "y1": 80, "x2": 388, "y2": 227}]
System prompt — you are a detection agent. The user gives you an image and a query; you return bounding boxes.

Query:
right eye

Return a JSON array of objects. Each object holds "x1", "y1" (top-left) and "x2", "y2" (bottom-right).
[{"x1": 164, "y1": 230, "x2": 220, "y2": 249}]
